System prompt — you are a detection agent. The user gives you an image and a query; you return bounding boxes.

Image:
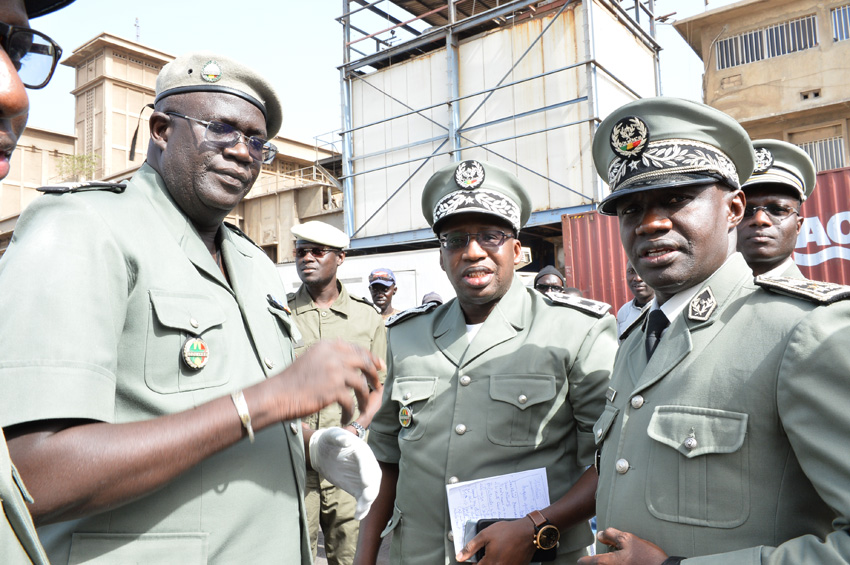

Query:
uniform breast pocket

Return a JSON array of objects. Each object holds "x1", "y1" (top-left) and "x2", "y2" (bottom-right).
[
  {"x1": 487, "y1": 374, "x2": 556, "y2": 447},
  {"x1": 645, "y1": 405, "x2": 750, "y2": 528},
  {"x1": 391, "y1": 376, "x2": 438, "y2": 442},
  {"x1": 145, "y1": 290, "x2": 227, "y2": 394}
]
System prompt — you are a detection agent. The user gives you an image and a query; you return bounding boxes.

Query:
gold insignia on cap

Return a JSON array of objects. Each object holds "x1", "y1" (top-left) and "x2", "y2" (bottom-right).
[
  {"x1": 200, "y1": 60, "x2": 222, "y2": 83},
  {"x1": 610, "y1": 116, "x2": 650, "y2": 160},
  {"x1": 688, "y1": 287, "x2": 717, "y2": 322},
  {"x1": 753, "y1": 147, "x2": 774, "y2": 174},
  {"x1": 454, "y1": 160, "x2": 485, "y2": 190}
]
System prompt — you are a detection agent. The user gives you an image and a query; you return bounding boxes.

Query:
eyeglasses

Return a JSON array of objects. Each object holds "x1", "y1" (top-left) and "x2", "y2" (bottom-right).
[
  {"x1": 535, "y1": 284, "x2": 564, "y2": 294},
  {"x1": 439, "y1": 230, "x2": 512, "y2": 251},
  {"x1": 164, "y1": 111, "x2": 278, "y2": 164},
  {"x1": 743, "y1": 204, "x2": 799, "y2": 224},
  {"x1": 295, "y1": 247, "x2": 338, "y2": 259},
  {"x1": 0, "y1": 22, "x2": 63, "y2": 89}
]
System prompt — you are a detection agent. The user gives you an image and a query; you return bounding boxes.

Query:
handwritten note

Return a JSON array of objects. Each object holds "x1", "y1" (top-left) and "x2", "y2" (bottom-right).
[{"x1": 446, "y1": 468, "x2": 550, "y2": 555}]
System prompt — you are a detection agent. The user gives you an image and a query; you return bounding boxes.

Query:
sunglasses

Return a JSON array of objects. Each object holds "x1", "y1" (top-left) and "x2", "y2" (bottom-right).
[
  {"x1": 439, "y1": 230, "x2": 512, "y2": 251},
  {"x1": 295, "y1": 247, "x2": 339, "y2": 259},
  {"x1": 743, "y1": 204, "x2": 799, "y2": 225},
  {"x1": 0, "y1": 21, "x2": 63, "y2": 89},
  {"x1": 535, "y1": 284, "x2": 564, "y2": 293}
]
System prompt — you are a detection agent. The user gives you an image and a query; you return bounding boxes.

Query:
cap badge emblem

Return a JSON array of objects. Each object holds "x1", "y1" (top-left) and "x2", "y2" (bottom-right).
[
  {"x1": 688, "y1": 287, "x2": 717, "y2": 322},
  {"x1": 201, "y1": 60, "x2": 222, "y2": 83},
  {"x1": 611, "y1": 116, "x2": 650, "y2": 160},
  {"x1": 753, "y1": 147, "x2": 774, "y2": 173},
  {"x1": 182, "y1": 336, "x2": 210, "y2": 370},
  {"x1": 454, "y1": 160, "x2": 485, "y2": 190}
]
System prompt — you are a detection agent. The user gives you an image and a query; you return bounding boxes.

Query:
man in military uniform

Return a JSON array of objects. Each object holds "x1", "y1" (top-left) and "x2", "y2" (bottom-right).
[
  {"x1": 368, "y1": 268, "x2": 400, "y2": 321},
  {"x1": 0, "y1": 52, "x2": 383, "y2": 564},
  {"x1": 737, "y1": 139, "x2": 816, "y2": 277},
  {"x1": 615, "y1": 262, "x2": 653, "y2": 338},
  {"x1": 581, "y1": 97, "x2": 850, "y2": 564},
  {"x1": 288, "y1": 220, "x2": 387, "y2": 565},
  {"x1": 356, "y1": 160, "x2": 618, "y2": 565},
  {"x1": 0, "y1": 2, "x2": 75, "y2": 563}
]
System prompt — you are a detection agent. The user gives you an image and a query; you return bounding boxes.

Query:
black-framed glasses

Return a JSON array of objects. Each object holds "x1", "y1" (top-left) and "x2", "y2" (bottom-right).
[
  {"x1": 439, "y1": 230, "x2": 512, "y2": 251},
  {"x1": 164, "y1": 111, "x2": 278, "y2": 164},
  {"x1": 535, "y1": 284, "x2": 564, "y2": 294},
  {"x1": 0, "y1": 22, "x2": 63, "y2": 89},
  {"x1": 743, "y1": 204, "x2": 798, "y2": 224},
  {"x1": 295, "y1": 247, "x2": 338, "y2": 259}
]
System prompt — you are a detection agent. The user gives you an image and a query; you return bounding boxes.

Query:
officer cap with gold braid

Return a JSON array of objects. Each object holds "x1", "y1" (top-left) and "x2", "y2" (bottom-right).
[
  {"x1": 743, "y1": 139, "x2": 816, "y2": 201},
  {"x1": 155, "y1": 51, "x2": 282, "y2": 138},
  {"x1": 592, "y1": 97, "x2": 755, "y2": 215},
  {"x1": 421, "y1": 160, "x2": 532, "y2": 234}
]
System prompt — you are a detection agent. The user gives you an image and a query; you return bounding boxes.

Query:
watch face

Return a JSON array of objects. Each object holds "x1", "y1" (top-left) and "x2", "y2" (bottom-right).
[{"x1": 537, "y1": 525, "x2": 560, "y2": 550}]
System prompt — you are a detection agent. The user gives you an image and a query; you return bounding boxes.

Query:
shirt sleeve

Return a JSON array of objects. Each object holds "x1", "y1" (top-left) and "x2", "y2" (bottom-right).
[
  {"x1": 567, "y1": 313, "x2": 618, "y2": 466},
  {"x1": 0, "y1": 195, "x2": 126, "y2": 427},
  {"x1": 367, "y1": 333, "x2": 400, "y2": 464}
]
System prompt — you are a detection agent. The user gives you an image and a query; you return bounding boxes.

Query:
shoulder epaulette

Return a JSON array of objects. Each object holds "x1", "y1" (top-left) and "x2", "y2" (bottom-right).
[
  {"x1": 38, "y1": 181, "x2": 126, "y2": 194},
  {"x1": 755, "y1": 275, "x2": 850, "y2": 305},
  {"x1": 386, "y1": 301, "x2": 439, "y2": 327},
  {"x1": 620, "y1": 306, "x2": 650, "y2": 341},
  {"x1": 286, "y1": 292, "x2": 296, "y2": 305},
  {"x1": 224, "y1": 222, "x2": 262, "y2": 250},
  {"x1": 546, "y1": 291, "x2": 611, "y2": 318},
  {"x1": 350, "y1": 294, "x2": 377, "y2": 310}
]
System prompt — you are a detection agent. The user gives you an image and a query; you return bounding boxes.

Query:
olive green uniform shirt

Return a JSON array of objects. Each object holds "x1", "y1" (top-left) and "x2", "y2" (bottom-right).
[
  {"x1": 289, "y1": 282, "x2": 387, "y2": 489},
  {"x1": 595, "y1": 254, "x2": 850, "y2": 563},
  {"x1": 369, "y1": 276, "x2": 617, "y2": 565},
  {"x1": 0, "y1": 164, "x2": 309, "y2": 564}
]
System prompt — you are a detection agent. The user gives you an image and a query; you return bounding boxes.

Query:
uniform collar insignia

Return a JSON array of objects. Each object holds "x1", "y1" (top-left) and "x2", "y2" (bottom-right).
[{"x1": 688, "y1": 287, "x2": 717, "y2": 322}]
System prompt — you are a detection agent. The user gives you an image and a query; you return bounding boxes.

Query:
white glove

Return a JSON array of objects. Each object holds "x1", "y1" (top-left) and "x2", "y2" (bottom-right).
[{"x1": 309, "y1": 427, "x2": 382, "y2": 519}]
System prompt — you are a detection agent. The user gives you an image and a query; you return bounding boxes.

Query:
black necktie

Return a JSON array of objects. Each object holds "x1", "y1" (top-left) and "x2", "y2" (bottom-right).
[{"x1": 645, "y1": 310, "x2": 670, "y2": 360}]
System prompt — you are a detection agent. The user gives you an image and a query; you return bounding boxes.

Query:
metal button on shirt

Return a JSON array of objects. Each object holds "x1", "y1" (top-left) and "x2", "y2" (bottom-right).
[
  {"x1": 290, "y1": 422, "x2": 299, "y2": 434},
  {"x1": 615, "y1": 459, "x2": 630, "y2": 474},
  {"x1": 459, "y1": 375, "x2": 471, "y2": 386},
  {"x1": 455, "y1": 424, "x2": 467, "y2": 435},
  {"x1": 447, "y1": 531, "x2": 454, "y2": 542},
  {"x1": 403, "y1": 392, "x2": 412, "y2": 400},
  {"x1": 448, "y1": 476, "x2": 459, "y2": 484},
  {"x1": 264, "y1": 357, "x2": 275, "y2": 369},
  {"x1": 518, "y1": 394, "x2": 528, "y2": 404},
  {"x1": 684, "y1": 437, "x2": 698, "y2": 450},
  {"x1": 321, "y1": 311, "x2": 328, "y2": 317},
  {"x1": 190, "y1": 317, "x2": 199, "y2": 329},
  {"x1": 630, "y1": 395, "x2": 645, "y2": 409},
  {"x1": 596, "y1": 428, "x2": 603, "y2": 439}
]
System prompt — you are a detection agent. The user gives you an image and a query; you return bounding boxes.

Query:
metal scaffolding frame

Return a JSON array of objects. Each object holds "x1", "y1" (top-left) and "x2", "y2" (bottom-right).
[{"x1": 339, "y1": 0, "x2": 659, "y2": 249}]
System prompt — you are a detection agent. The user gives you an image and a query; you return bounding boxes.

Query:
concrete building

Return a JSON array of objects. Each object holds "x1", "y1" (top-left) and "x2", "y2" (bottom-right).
[
  {"x1": 0, "y1": 33, "x2": 341, "y2": 263},
  {"x1": 674, "y1": 0, "x2": 850, "y2": 171}
]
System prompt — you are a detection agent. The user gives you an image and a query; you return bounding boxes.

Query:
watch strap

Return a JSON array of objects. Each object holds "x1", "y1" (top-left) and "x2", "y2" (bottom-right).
[{"x1": 526, "y1": 509, "x2": 548, "y2": 529}]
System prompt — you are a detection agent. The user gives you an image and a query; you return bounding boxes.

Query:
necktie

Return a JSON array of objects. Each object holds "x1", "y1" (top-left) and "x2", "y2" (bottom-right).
[{"x1": 645, "y1": 310, "x2": 670, "y2": 360}]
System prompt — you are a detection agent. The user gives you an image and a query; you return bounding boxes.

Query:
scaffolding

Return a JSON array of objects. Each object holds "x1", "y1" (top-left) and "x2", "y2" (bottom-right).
[{"x1": 339, "y1": 0, "x2": 661, "y2": 249}]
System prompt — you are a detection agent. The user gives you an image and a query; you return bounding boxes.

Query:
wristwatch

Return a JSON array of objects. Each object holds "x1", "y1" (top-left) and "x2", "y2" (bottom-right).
[
  {"x1": 347, "y1": 421, "x2": 367, "y2": 439},
  {"x1": 526, "y1": 510, "x2": 559, "y2": 550}
]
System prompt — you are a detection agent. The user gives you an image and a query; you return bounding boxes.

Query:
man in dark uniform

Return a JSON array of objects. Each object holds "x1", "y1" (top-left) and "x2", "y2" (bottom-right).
[
  {"x1": 582, "y1": 97, "x2": 850, "y2": 565},
  {"x1": 0, "y1": 1, "x2": 74, "y2": 563},
  {"x1": 356, "y1": 160, "x2": 617, "y2": 565},
  {"x1": 0, "y1": 51, "x2": 382, "y2": 564},
  {"x1": 737, "y1": 139, "x2": 816, "y2": 277}
]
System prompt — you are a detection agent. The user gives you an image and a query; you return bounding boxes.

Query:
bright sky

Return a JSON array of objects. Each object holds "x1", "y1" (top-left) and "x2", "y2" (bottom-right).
[{"x1": 25, "y1": 0, "x2": 739, "y2": 145}]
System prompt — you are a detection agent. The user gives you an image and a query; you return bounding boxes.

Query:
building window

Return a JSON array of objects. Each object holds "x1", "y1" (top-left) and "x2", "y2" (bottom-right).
[
  {"x1": 833, "y1": 4, "x2": 850, "y2": 42},
  {"x1": 716, "y1": 14, "x2": 818, "y2": 70},
  {"x1": 797, "y1": 136, "x2": 846, "y2": 172}
]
